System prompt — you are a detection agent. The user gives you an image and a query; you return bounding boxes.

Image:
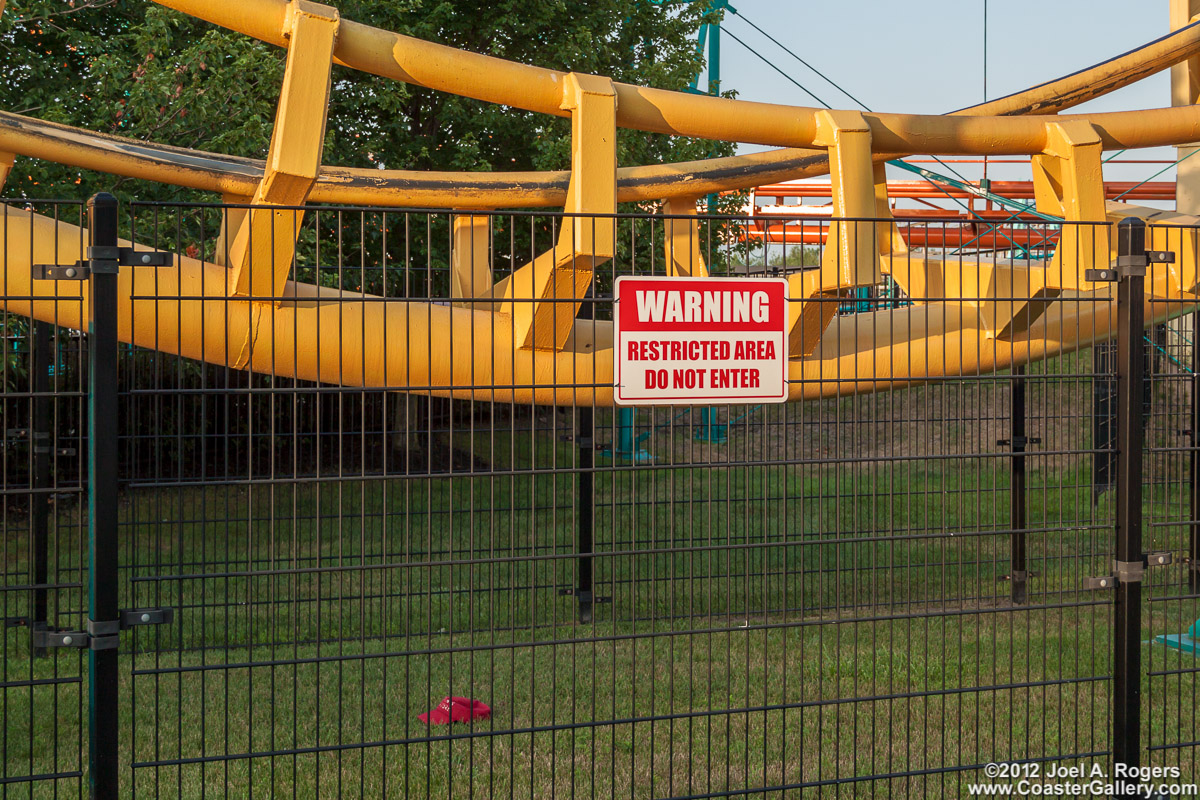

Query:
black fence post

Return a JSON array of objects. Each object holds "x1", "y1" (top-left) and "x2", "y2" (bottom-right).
[
  {"x1": 1094, "y1": 342, "x2": 1116, "y2": 502},
  {"x1": 1191, "y1": 309, "x2": 1200, "y2": 594},
  {"x1": 1113, "y1": 216, "x2": 1146, "y2": 790},
  {"x1": 576, "y1": 408, "x2": 595, "y2": 623},
  {"x1": 30, "y1": 320, "x2": 52, "y2": 656},
  {"x1": 1008, "y1": 365, "x2": 1028, "y2": 605},
  {"x1": 86, "y1": 192, "x2": 121, "y2": 800},
  {"x1": 574, "y1": 290, "x2": 596, "y2": 624}
]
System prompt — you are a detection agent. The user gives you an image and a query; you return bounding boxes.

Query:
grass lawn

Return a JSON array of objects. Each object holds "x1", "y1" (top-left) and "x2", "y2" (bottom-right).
[{"x1": 5, "y1": 398, "x2": 1200, "y2": 797}]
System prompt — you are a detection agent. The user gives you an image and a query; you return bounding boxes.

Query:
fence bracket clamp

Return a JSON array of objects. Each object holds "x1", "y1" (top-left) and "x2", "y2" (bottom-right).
[
  {"x1": 29, "y1": 608, "x2": 173, "y2": 651},
  {"x1": 33, "y1": 247, "x2": 173, "y2": 281},
  {"x1": 31, "y1": 627, "x2": 116, "y2": 650},
  {"x1": 1113, "y1": 559, "x2": 1145, "y2": 583},
  {"x1": 1144, "y1": 551, "x2": 1174, "y2": 568},
  {"x1": 1083, "y1": 575, "x2": 1117, "y2": 590},
  {"x1": 6, "y1": 430, "x2": 51, "y2": 457},
  {"x1": 120, "y1": 607, "x2": 174, "y2": 628},
  {"x1": 1084, "y1": 553, "x2": 1173, "y2": 589},
  {"x1": 1085, "y1": 250, "x2": 1173, "y2": 283}
]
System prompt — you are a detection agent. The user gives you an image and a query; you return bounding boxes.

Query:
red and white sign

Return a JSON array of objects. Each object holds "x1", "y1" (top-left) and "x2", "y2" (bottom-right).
[{"x1": 614, "y1": 276, "x2": 789, "y2": 406}]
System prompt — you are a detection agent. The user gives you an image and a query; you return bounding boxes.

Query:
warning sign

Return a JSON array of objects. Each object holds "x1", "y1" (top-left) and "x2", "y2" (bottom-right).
[{"x1": 614, "y1": 276, "x2": 789, "y2": 406}]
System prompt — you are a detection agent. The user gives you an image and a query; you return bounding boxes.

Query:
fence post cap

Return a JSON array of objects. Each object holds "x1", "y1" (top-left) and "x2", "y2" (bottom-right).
[{"x1": 86, "y1": 192, "x2": 118, "y2": 208}]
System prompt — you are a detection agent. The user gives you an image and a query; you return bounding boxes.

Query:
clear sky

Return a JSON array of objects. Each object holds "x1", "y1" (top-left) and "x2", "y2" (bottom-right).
[{"x1": 710, "y1": 0, "x2": 1179, "y2": 185}]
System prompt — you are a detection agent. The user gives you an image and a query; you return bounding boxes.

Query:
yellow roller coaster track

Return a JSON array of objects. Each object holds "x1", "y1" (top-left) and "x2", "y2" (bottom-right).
[{"x1": 3, "y1": 0, "x2": 1200, "y2": 405}]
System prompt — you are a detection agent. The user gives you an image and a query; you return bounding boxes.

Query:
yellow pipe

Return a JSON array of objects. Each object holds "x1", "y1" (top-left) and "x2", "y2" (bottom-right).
[
  {"x1": 1, "y1": 205, "x2": 612, "y2": 404},
  {"x1": 5, "y1": 13, "x2": 1200, "y2": 207},
  {"x1": 3, "y1": 205, "x2": 1192, "y2": 407},
  {"x1": 6, "y1": 3, "x2": 1200, "y2": 409},
  {"x1": 153, "y1": 0, "x2": 1200, "y2": 153},
  {"x1": 0, "y1": 109, "x2": 826, "y2": 206}
]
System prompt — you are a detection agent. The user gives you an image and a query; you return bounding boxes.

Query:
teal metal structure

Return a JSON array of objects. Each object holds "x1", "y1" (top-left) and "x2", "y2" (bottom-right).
[
  {"x1": 1157, "y1": 619, "x2": 1200, "y2": 656},
  {"x1": 693, "y1": 0, "x2": 730, "y2": 445},
  {"x1": 604, "y1": 408, "x2": 655, "y2": 463}
]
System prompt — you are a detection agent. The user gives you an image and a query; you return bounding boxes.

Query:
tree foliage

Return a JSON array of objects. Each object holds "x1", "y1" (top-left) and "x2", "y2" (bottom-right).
[
  {"x1": 0, "y1": 0, "x2": 736, "y2": 202},
  {"x1": 0, "y1": 0, "x2": 747, "y2": 479}
]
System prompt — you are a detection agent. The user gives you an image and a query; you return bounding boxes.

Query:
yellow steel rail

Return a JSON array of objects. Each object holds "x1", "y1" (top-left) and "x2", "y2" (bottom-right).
[
  {"x1": 4, "y1": 1, "x2": 1200, "y2": 406},
  {"x1": 3, "y1": 201, "x2": 1196, "y2": 406},
  {"x1": 3, "y1": 13, "x2": 1200, "y2": 206},
  {"x1": 154, "y1": 0, "x2": 1200, "y2": 154}
]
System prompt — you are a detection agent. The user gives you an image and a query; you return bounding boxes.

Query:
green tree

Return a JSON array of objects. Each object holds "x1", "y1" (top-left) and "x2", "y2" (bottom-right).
[
  {"x1": 769, "y1": 244, "x2": 821, "y2": 268},
  {"x1": 0, "y1": 0, "x2": 735, "y2": 201},
  {"x1": 0, "y1": 0, "x2": 746, "y2": 477}
]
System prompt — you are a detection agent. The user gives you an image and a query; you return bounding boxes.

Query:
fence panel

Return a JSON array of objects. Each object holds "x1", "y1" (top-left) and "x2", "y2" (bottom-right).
[
  {"x1": 1143, "y1": 222, "x2": 1200, "y2": 781},
  {"x1": 1, "y1": 201, "x2": 89, "y2": 798},
  {"x1": 11, "y1": 201, "x2": 1199, "y2": 797}
]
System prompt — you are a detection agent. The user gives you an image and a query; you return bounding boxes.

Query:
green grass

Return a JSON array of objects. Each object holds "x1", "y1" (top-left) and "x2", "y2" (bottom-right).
[
  {"x1": 4, "y1": 608, "x2": 1132, "y2": 799},
  {"x1": 5, "y1": 439, "x2": 1200, "y2": 797}
]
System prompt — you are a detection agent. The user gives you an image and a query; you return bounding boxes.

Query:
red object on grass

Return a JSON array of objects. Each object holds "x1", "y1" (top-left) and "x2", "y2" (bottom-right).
[{"x1": 420, "y1": 697, "x2": 491, "y2": 725}]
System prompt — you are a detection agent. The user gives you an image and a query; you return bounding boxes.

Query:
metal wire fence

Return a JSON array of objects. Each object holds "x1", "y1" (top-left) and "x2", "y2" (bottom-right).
[{"x1": 1, "y1": 199, "x2": 1198, "y2": 797}]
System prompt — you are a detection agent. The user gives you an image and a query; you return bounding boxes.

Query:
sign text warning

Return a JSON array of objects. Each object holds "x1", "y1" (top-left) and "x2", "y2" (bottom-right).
[{"x1": 614, "y1": 276, "x2": 789, "y2": 405}]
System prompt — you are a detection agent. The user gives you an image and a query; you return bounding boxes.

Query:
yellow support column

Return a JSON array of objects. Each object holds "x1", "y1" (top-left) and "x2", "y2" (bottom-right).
[
  {"x1": 451, "y1": 213, "x2": 493, "y2": 301},
  {"x1": 873, "y1": 162, "x2": 907, "y2": 259},
  {"x1": 212, "y1": 193, "x2": 251, "y2": 267},
  {"x1": 226, "y1": 0, "x2": 339, "y2": 301},
  {"x1": 562, "y1": 74, "x2": 617, "y2": 261},
  {"x1": 1031, "y1": 120, "x2": 1109, "y2": 290},
  {"x1": 1173, "y1": 0, "x2": 1200, "y2": 213},
  {"x1": 500, "y1": 73, "x2": 616, "y2": 351},
  {"x1": 815, "y1": 109, "x2": 881, "y2": 288},
  {"x1": 898, "y1": 121, "x2": 1108, "y2": 342},
  {"x1": 785, "y1": 111, "x2": 883, "y2": 357},
  {"x1": 664, "y1": 194, "x2": 708, "y2": 277},
  {"x1": 0, "y1": 152, "x2": 13, "y2": 190}
]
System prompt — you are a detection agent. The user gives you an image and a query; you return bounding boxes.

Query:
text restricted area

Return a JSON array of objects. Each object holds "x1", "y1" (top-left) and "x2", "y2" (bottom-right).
[{"x1": 614, "y1": 276, "x2": 789, "y2": 405}]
